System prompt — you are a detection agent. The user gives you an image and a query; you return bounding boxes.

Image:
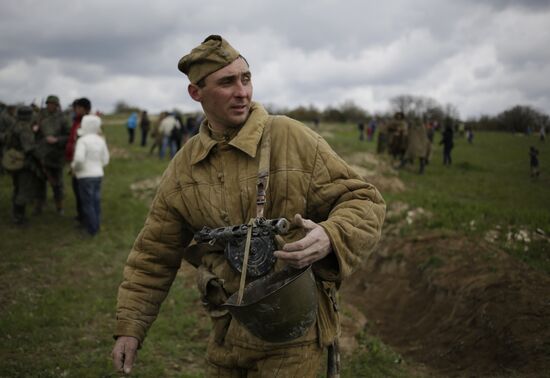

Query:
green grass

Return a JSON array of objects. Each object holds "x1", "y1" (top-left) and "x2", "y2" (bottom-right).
[
  {"x1": 0, "y1": 118, "x2": 208, "y2": 377},
  {"x1": 0, "y1": 117, "x2": 548, "y2": 377},
  {"x1": 342, "y1": 332, "x2": 410, "y2": 378},
  {"x1": 321, "y1": 123, "x2": 550, "y2": 274}
]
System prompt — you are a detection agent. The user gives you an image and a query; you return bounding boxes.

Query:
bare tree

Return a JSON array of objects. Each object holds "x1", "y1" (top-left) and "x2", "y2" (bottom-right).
[
  {"x1": 339, "y1": 100, "x2": 368, "y2": 123},
  {"x1": 114, "y1": 100, "x2": 140, "y2": 114},
  {"x1": 444, "y1": 103, "x2": 460, "y2": 121},
  {"x1": 497, "y1": 105, "x2": 540, "y2": 133},
  {"x1": 390, "y1": 95, "x2": 414, "y2": 114},
  {"x1": 390, "y1": 94, "x2": 450, "y2": 123}
]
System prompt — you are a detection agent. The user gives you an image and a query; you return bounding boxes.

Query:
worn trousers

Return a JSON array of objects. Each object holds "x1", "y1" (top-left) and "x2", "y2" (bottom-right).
[
  {"x1": 205, "y1": 318, "x2": 323, "y2": 378},
  {"x1": 72, "y1": 175, "x2": 83, "y2": 222},
  {"x1": 77, "y1": 177, "x2": 102, "y2": 235},
  {"x1": 37, "y1": 166, "x2": 64, "y2": 202}
]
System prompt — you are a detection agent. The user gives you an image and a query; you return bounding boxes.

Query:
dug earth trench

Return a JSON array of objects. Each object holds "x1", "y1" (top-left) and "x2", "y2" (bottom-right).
[{"x1": 341, "y1": 230, "x2": 550, "y2": 377}]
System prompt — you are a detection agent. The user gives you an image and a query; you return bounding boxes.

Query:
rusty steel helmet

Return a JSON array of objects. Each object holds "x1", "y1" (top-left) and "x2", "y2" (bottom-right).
[{"x1": 222, "y1": 266, "x2": 318, "y2": 343}]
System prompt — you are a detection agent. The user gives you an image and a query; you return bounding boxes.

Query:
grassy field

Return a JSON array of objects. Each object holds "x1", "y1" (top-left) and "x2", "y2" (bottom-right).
[
  {"x1": 0, "y1": 116, "x2": 548, "y2": 377},
  {"x1": 323, "y1": 122, "x2": 550, "y2": 273}
]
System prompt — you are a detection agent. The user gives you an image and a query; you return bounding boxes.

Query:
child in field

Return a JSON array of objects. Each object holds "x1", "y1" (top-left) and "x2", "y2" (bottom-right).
[
  {"x1": 529, "y1": 146, "x2": 540, "y2": 178},
  {"x1": 71, "y1": 115, "x2": 110, "y2": 235}
]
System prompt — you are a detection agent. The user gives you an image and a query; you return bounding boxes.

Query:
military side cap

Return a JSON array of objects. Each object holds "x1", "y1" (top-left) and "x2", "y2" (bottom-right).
[
  {"x1": 46, "y1": 95, "x2": 60, "y2": 104},
  {"x1": 177, "y1": 35, "x2": 240, "y2": 84}
]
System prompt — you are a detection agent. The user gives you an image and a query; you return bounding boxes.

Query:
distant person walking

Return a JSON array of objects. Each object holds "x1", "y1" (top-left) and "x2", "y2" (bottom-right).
[
  {"x1": 401, "y1": 117, "x2": 430, "y2": 174},
  {"x1": 540, "y1": 126, "x2": 546, "y2": 142},
  {"x1": 440, "y1": 118, "x2": 454, "y2": 166},
  {"x1": 529, "y1": 146, "x2": 540, "y2": 178},
  {"x1": 367, "y1": 118, "x2": 377, "y2": 141},
  {"x1": 70, "y1": 115, "x2": 110, "y2": 236},
  {"x1": 139, "y1": 111, "x2": 151, "y2": 147},
  {"x1": 65, "y1": 97, "x2": 92, "y2": 225},
  {"x1": 376, "y1": 119, "x2": 388, "y2": 154},
  {"x1": 424, "y1": 118, "x2": 434, "y2": 164},
  {"x1": 35, "y1": 95, "x2": 70, "y2": 215},
  {"x1": 426, "y1": 120, "x2": 435, "y2": 143},
  {"x1": 2, "y1": 106, "x2": 42, "y2": 225},
  {"x1": 149, "y1": 112, "x2": 165, "y2": 155},
  {"x1": 388, "y1": 112, "x2": 408, "y2": 162},
  {"x1": 158, "y1": 112, "x2": 180, "y2": 159},
  {"x1": 0, "y1": 104, "x2": 17, "y2": 174},
  {"x1": 466, "y1": 126, "x2": 474, "y2": 144},
  {"x1": 357, "y1": 121, "x2": 365, "y2": 141},
  {"x1": 313, "y1": 117, "x2": 320, "y2": 130},
  {"x1": 458, "y1": 123, "x2": 465, "y2": 138},
  {"x1": 126, "y1": 112, "x2": 138, "y2": 144}
]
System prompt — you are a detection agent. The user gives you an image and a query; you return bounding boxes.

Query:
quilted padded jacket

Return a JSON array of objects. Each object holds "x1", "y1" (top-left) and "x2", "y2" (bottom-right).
[{"x1": 115, "y1": 102, "x2": 386, "y2": 345}]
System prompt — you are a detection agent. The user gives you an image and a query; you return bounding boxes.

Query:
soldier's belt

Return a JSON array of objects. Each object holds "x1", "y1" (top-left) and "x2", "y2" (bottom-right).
[{"x1": 194, "y1": 217, "x2": 290, "y2": 277}]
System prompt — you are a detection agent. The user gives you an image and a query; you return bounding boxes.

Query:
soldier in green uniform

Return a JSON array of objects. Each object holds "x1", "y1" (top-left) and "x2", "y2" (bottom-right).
[
  {"x1": 376, "y1": 117, "x2": 388, "y2": 154},
  {"x1": 112, "y1": 35, "x2": 386, "y2": 377},
  {"x1": 0, "y1": 103, "x2": 17, "y2": 175},
  {"x1": 400, "y1": 116, "x2": 430, "y2": 174},
  {"x1": 388, "y1": 111, "x2": 408, "y2": 162},
  {"x1": 35, "y1": 95, "x2": 70, "y2": 214},
  {"x1": 2, "y1": 106, "x2": 43, "y2": 225}
]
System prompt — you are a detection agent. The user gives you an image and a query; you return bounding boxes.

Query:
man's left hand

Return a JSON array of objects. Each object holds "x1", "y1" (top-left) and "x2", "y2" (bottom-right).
[{"x1": 274, "y1": 214, "x2": 333, "y2": 269}]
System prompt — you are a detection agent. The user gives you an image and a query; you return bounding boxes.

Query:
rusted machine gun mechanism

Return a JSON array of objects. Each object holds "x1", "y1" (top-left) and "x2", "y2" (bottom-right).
[{"x1": 194, "y1": 217, "x2": 290, "y2": 277}]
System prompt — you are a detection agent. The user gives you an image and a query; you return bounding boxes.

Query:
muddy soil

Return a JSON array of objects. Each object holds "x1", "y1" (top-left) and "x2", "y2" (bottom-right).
[{"x1": 341, "y1": 231, "x2": 550, "y2": 377}]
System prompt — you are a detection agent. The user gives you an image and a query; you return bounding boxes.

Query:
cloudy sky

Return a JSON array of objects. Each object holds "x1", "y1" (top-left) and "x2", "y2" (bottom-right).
[{"x1": 1, "y1": 0, "x2": 549, "y2": 119}]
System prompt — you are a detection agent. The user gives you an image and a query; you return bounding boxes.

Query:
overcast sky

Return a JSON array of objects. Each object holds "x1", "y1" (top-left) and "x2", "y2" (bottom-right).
[{"x1": 1, "y1": 0, "x2": 549, "y2": 119}]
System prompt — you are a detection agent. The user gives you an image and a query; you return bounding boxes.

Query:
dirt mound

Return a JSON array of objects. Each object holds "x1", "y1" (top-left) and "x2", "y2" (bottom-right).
[
  {"x1": 341, "y1": 232, "x2": 550, "y2": 377},
  {"x1": 109, "y1": 146, "x2": 130, "y2": 159},
  {"x1": 346, "y1": 152, "x2": 406, "y2": 193},
  {"x1": 130, "y1": 176, "x2": 161, "y2": 201}
]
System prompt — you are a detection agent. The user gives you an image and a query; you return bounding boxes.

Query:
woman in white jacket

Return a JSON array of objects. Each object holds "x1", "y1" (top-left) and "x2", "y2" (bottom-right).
[{"x1": 70, "y1": 115, "x2": 109, "y2": 236}]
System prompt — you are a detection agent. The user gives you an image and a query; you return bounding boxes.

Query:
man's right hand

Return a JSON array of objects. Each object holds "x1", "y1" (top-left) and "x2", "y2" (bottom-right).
[{"x1": 112, "y1": 336, "x2": 139, "y2": 375}]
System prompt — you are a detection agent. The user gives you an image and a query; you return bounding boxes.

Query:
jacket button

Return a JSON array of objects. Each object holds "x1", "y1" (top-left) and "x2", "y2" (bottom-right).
[{"x1": 217, "y1": 173, "x2": 224, "y2": 182}]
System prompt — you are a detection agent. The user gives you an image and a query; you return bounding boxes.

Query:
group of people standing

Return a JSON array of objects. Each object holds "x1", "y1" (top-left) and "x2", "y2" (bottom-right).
[
  {"x1": 373, "y1": 111, "x2": 455, "y2": 174},
  {"x1": 0, "y1": 96, "x2": 109, "y2": 235},
  {"x1": 357, "y1": 118, "x2": 378, "y2": 141},
  {"x1": 126, "y1": 110, "x2": 202, "y2": 159}
]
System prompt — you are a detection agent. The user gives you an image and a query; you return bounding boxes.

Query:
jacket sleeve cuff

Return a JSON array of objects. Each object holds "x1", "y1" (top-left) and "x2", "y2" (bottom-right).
[
  {"x1": 114, "y1": 321, "x2": 146, "y2": 348},
  {"x1": 312, "y1": 222, "x2": 343, "y2": 282}
]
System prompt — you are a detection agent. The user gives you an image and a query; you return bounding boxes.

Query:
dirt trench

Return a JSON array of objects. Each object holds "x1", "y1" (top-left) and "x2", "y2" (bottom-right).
[{"x1": 341, "y1": 232, "x2": 550, "y2": 377}]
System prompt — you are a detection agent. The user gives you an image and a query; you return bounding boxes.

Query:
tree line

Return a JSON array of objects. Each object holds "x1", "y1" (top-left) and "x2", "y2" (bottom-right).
[
  {"x1": 267, "y1": 95, "x2": 549, "y2": 133},
  {"x1": 115, "y1": 95, "x2": 549, "y2": 133}
]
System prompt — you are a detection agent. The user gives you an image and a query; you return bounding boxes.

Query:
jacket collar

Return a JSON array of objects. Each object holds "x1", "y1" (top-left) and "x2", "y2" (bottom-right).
[{"x1": 190, "y1": 102, "x2": 268, "y2": 165}]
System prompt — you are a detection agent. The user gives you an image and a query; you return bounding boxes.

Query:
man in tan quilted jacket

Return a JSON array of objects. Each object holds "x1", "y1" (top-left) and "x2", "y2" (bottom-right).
[{"x1": 112, "y1": 35, "x2": 386, "y2": 377}]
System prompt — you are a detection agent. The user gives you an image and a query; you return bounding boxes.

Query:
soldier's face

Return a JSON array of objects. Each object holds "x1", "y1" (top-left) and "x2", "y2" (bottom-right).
[
  {"x1": 46, "y1": 102, "x2": 57, "y2": 112},
  {"x1": 189, "y1": 57, "x2": 252, "y2": 130}
]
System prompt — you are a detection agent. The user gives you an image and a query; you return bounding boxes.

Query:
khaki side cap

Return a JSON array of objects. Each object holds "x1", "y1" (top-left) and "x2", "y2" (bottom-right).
[{"x1": 177, "y1": 35, "x2": 240, "y2": 84}]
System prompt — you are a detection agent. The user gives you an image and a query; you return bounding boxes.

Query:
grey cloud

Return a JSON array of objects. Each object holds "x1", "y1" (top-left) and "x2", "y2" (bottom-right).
[
  {"x1": 468, "y1": 0, "x2": 550, "y2": 10},
  {"x1": 1, "y1": 0, "x2": 549, "y2": 117}
]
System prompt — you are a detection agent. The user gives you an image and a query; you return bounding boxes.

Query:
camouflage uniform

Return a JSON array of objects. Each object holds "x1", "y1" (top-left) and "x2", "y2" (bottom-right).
[
  {"x1": 0, "y1": 105, "x2": 16, "y2": 174},
  {"x1": 3, "y1": 107, "x2": 42, "y2": 224},
  {"x1": 35, "y1": 95, "x2": 70, "y2": 213}
]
